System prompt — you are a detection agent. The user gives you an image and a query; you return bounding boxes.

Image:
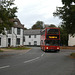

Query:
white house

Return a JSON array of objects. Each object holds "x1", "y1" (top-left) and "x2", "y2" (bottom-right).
[
  {"x1": 0, "y1": 18, "x2": 24, "y2": 47},
  {"x1": 24, "y1": 30, "x2": 41, "y2": 46},
  {"x1": 68, "y1": 35, "x2": 75, "y2": 46}
]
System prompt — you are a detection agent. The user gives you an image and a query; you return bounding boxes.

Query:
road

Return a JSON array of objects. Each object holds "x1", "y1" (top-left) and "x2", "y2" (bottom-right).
[{"x1": 0, "y1": 47, "x2": 75, "y2": 75}]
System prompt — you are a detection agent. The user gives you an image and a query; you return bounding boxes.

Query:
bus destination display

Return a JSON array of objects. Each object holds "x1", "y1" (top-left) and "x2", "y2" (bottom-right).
[{"x1": 46, "y1": 35, "x2": 59, "y2": 39}]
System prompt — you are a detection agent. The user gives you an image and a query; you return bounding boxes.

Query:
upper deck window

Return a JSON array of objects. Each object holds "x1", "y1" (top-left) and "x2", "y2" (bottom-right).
[{"x1": 47, "y1": 29, "x2": 59, "y2": 34}]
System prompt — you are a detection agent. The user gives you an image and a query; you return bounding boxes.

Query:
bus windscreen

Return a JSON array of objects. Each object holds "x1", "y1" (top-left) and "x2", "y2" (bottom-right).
[
  {"x1": 45, "y1": 40, "x2": 60, "y2": 46},
  {"x1": 47, "y1": 29, "x2": 59, "y2": 34}
]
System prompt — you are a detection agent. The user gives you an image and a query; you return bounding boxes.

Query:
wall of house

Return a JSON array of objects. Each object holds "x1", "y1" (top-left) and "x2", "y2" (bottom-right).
[
  {"x1": 24, "y1": 35, "x2": 40, "y2": 46},
  {"x1": 68, "y1": 35, "x2": 75, "y2": 46},
  {"x1": 8, "y1": 27, "x2": 24, "y2": 47},
  {"x1": 0, "y1": 35, "x2": 7, "y2": 47},
  {"x1": 0, "y1": 27, "x2": 24, "y2": 47}
]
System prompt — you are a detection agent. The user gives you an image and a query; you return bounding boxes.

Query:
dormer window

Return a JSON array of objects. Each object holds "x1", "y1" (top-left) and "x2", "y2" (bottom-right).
[{"x1": 14, "y1": 21, "x2": 18, "y2": 25}]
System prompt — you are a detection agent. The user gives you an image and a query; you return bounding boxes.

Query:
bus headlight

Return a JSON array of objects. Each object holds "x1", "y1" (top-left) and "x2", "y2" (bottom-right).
[
  {"x1": 57, "y1": 47, "x2": 59, "y2": 49},
  {"x1": 46, "y1": 47, "x2": 48, "y2": 49}
]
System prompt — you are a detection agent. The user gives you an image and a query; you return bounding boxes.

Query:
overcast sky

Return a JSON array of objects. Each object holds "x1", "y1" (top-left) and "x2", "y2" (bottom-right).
[{"x1": 14, "y1": 0, "x2": 62, "y2": 29}]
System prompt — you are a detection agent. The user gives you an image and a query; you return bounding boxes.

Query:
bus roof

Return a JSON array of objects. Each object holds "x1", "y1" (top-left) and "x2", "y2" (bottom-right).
[{"x1": 45, "y1": 27, "x2": 60, "y2": 29}]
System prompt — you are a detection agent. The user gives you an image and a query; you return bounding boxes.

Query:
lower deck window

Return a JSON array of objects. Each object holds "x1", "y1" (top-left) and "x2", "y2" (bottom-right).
[{"x1": 45, "y1": 40, "x2": 60, "y2": 46}]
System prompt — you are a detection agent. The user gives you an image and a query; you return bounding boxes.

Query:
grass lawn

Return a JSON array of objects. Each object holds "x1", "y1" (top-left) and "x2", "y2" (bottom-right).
[
  {"x1": 0, "y1": 50, "x2": 3, "y2": 52},
  {"x1": 5, "y1": 46, "x2": 31, "y2": 50},
  {"x1": 0, "y1": 46, "x2": 31, "y2": 52},
  {"x1": 60, "y1": 46, "x2": 75, "y2": 50},
  {"x1": 70, "y1": 53, "x2": 75, "y2": 57}
]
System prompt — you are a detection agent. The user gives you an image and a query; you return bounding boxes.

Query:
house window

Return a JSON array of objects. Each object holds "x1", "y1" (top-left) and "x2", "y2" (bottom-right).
[
  {"x1": 29, "y1": 42, "x2": 31, "y2": 45},
  {"x1": 29, "y1": 35, "x2": 31, "y2": 38},
  {"x1": 17, "y1": 28, "x2": 20, "y2": 35},
  {"x1": 34, "y1": 41, "x2": 37, "y2": 45},
  {"x1": 16, "y1": 38, "x2": 20, "y2": 45},
  {"x1": 34, "y1": 35, "x2": 36, "y2": 38},
  {"x1": 23, "y1": 36, "x2": 25, "y2": 42},
  {"x1": 0, "y1": 38, "x2": 1, "y2": 46},
  {"x1": 14, "y1": 21, "x2": 18, "y2": 25},
  {"x1": 8, "y1": 28, "x2": 12, "y2": 34}
]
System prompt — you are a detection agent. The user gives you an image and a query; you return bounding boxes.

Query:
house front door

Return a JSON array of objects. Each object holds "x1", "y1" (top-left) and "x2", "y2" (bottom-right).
[{"x1": 8, "y1": 38, "x2": 11, "y2": 47}]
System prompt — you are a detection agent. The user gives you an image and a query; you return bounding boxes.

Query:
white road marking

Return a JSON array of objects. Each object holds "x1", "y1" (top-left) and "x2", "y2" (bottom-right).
[
  {"x1": 41, "y1": 53, "x2": 44, "y2": 57},
  {"x1": 0, "y1": 65, "x2": 10, "y2": 69},
  {"x1": 24, "y1": 57, "x2": 40, "y2": 63}
]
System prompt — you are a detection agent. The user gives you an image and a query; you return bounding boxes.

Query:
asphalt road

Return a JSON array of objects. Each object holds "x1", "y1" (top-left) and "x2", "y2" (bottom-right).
[{"x1": 0, "y1": 47, "x2": 75, "y2": 75}]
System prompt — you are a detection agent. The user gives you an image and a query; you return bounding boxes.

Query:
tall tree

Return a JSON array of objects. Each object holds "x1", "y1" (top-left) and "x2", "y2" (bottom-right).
[
  {"x1": 32, "y1": 21, "x2": 44, "y2": 29},
  {"x1": 0, "y1": 0, "x2": 17, "y2": 34},
  {"x1": 49, "y1": 24, "x2": 57, "y2": 27},
  {"x1": 58, "y1": 25, "x2": 68, "y2": 46},
  {"x1": 53, "y1": 0, "x2": 75, "y2": 35}
]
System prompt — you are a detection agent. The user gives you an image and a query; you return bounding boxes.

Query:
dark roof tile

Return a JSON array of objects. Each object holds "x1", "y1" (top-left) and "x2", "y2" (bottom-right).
[{"x1": 24, "y1": 29, "x2": 41, "y2": 35}]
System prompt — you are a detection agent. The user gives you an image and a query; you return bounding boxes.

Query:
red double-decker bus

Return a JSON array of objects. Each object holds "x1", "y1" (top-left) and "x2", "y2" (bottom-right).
[{"x1": 40, "y1": 27, "x2": 60, "y2": 52}]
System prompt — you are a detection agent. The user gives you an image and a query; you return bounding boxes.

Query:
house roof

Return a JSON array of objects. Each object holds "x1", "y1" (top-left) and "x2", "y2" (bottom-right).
[
  {"x1": 24, "y1": 29, "x2": 41, "y2": 35},
  {"x1": 11, "y1": 18, "x2": 24, "y2": 29}
]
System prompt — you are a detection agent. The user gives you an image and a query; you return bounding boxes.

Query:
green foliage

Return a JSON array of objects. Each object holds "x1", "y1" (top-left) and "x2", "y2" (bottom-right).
[
  {"x1": 32, "y1": 21, "x2": 44, "y2": 29},
  {"x1": 0, "y1": 0, "x2": 17, "y2": 34},
  {"x1": 62, "y1": 0, "x2": 75, "y2": 6},
  {"x1": 49, "y1": 24, "x2": 57, "y2": 27},
  {"x1": 58, "y1": 25, "x2": 68, "y2": 46},
  {"x1": 53, "y1": 0, "x2": 75, "y2": 35}
]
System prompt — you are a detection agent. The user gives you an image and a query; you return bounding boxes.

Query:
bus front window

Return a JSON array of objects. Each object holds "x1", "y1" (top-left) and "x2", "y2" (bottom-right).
[
  {"x1": 45, "y1": 40, "x2": 60, "y2": 46},
  {"x1": 47, "y1": 29, "x2": 59, "y2": 34}
]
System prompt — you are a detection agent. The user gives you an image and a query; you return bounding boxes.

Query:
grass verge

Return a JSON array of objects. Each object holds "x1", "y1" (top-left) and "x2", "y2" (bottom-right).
[
  {"x1": 70, "y1": 53, "x2": 75, "y2": 57},
  {"x1": 4, "y1": 46, "x2": 31, "y2": 50},
  {"x1": 0, "y1": 50, "x2": 3, "y2": 52},
  {"x1": 60, "y1": 46, "x2": 75, "y2": 50}
]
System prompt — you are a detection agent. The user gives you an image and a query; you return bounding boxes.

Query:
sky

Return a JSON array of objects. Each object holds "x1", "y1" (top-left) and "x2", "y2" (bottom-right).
[{"x1": 14, "y1": 0, "x2": 63, "y2": 29}]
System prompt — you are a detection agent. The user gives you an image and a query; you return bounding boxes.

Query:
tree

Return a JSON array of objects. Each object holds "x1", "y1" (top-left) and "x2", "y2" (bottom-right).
[
  {"x1": 58, "y1": 25, "x2": 68, "y2": 46},
  {"x1": 53, "y1": 0, "x2": 75, "y2": 35},
  {"x1": 0, "y1": 0, "x2": 17, "y2": 34},
  {"x1": 49, "y1": 24, "x2": 57, "y2": 27},
  {"x1": 32, "y1": 21, "x2": 44, "y2": 29}
]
